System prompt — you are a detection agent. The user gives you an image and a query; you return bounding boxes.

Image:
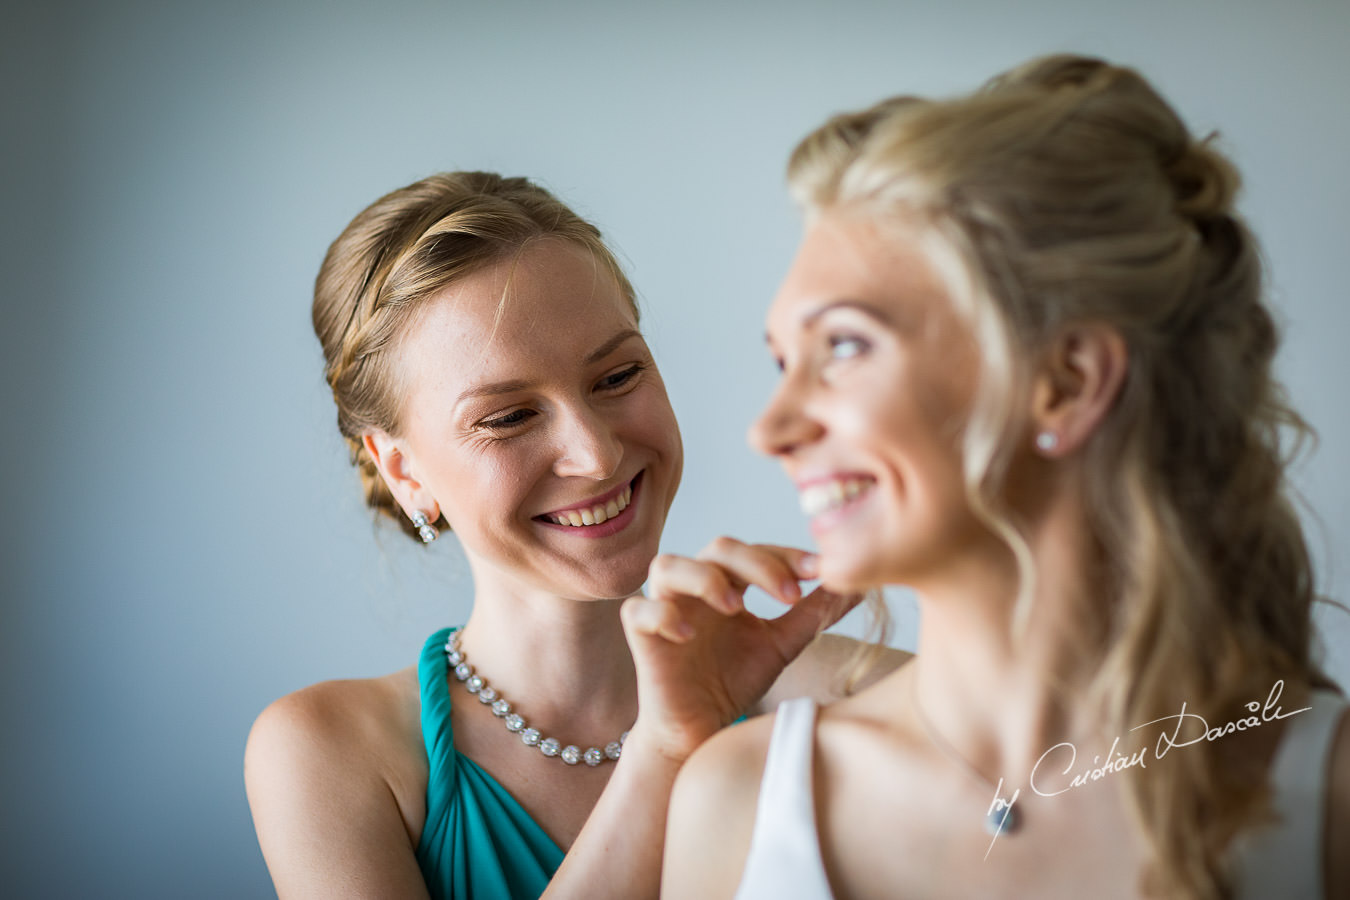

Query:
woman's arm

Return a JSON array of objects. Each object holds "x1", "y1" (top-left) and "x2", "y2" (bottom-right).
[
  {"x1": 245, "y1": 677, "x2": 431, "y2": 900},
  {"x1": 543, "y1": 539, "x2": 852, "y2": 899},
  {"x1": 538, "y1": 728, "x2": 682, "y2": 900}
]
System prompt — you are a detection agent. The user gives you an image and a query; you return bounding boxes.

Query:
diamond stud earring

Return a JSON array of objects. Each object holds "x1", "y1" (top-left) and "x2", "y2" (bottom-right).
[
  {"x1": 411, "y1": 510, "x2": 439, "y2": 544},
  {"x1": 1035, "y1": 431, "x2": 1059, "y2": 453}
]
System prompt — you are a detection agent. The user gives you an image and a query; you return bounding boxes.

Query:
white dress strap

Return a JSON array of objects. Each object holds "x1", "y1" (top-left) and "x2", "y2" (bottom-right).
[
  {"x1": 734, "y1": 697, "x2": 835, "y2": 900},
  {"x1": 1230, "y1": 688, "x2": 1347, "y2": 899}
]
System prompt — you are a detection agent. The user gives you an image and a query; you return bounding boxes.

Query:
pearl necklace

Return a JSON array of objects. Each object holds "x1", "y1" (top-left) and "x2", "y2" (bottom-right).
[{"x1": 444, "y1": 630, "x2": 630, "y2": 767}]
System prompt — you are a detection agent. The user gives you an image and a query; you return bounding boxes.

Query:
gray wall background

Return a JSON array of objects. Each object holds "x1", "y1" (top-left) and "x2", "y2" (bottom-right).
[{"x1": 3, "y1": 1, "x2": 1347, "y2": 896}]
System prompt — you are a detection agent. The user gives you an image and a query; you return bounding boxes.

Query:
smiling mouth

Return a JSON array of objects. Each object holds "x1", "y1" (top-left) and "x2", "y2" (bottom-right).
[
  {"x1": 798, "y1": 476, "x2": 876, "y2": 518},
  {"x1": 536, "y1": 473, "x2": 642, "y2": 528}
]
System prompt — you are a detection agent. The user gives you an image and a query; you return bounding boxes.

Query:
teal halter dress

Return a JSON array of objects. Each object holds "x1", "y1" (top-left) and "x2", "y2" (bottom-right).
[{"x1": 416, "y1": 627, "x2": 565, "y2": 899}]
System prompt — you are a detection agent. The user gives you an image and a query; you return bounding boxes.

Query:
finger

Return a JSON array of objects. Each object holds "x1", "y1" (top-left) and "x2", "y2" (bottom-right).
[
  {"x1": 788, "y1": 549, "x2": 820, "y2": 580},
  {"x1": 766, "y1": 586, "x2": 864, "y2": 658},
  {"x1": 648, "y1": 553, "x2": 743, "y2": 614},
  {"x1": 696, "y1": 537, "x2": 818, "y2": 604},
  {"x1": 621, "y1": 594, "x2": 697, "y2": 643}
]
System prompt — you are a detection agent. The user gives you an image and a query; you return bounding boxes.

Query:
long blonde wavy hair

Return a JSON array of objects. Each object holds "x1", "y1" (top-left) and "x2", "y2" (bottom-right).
[
  {"x1": 312, "y1": 171, "x2": 638, "y2": 541},
  {"x1": 789, "y1": 55, "x2": 1335, "y2": 898}
]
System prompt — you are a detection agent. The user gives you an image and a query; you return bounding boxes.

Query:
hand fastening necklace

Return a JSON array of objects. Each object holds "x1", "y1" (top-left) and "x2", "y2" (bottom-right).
[
  {"x1": 444, "y1": 630, "x2": 630, "y2": 767},
  {"x1": 910, "y1": 673, "x2": 1022, "y2": 836}
]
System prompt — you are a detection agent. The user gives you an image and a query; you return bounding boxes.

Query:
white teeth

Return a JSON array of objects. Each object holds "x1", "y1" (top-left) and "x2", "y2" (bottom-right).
[
  {"x1": 799, "y1": 478, "x2": 873, "y2": 518},
  {"x1": 547, "y1": 484, "x2": 634, "y2": 527}
]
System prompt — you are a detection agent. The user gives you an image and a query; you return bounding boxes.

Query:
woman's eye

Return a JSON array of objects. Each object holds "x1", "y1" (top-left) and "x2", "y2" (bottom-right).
[
  {"x1": 828, "y1": 334, "x2": 869, "y2": 360},
  {"x1": 597, "y1": 364, "x2": 643, "y2": 391},
  {"x1": 480, "y1": 408, "x2": 536, "y2": 430}
]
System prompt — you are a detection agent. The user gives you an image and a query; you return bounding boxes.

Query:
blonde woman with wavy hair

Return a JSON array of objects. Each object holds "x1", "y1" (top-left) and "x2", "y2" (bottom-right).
[{"x1": 657, "y1": 56, "x2": 1349, "y2": 898}]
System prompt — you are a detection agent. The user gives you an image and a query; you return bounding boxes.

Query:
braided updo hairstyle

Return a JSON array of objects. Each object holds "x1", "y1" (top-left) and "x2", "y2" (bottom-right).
[
  {"x1": 789, "y1": 56, "x2": 1332, "y2": 898},
  {"x1": 312, "y1": 172, "x2": 638, "y2": 542}
]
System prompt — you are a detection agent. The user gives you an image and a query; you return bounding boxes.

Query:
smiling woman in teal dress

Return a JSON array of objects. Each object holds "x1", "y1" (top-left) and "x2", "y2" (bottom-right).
[{"x1": 243, "y1": 172, "x2": 906, "y2": 899}]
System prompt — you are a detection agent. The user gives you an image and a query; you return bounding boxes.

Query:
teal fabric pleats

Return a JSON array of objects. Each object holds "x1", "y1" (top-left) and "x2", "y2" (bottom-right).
[{"x1": 416, "y1": 627, "x2": 565, "y2": 899}]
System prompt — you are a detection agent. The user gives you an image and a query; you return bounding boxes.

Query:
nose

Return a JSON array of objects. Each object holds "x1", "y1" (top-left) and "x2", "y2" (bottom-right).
[
  {"x1": 552, "y1": 402, "x2": 623, "y2": 480},
  {"x1": 748, "y1": 369, "x2": 823, "y2": 458}
]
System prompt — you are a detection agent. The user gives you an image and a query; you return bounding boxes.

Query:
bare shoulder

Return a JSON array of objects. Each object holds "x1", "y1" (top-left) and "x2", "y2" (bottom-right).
[
  {"x1": 663, "y1": 713, "x2": 779, "y2": 899},
  {"x1": 246, "y1": 667, "x2": 423, "y2": 793},
  {"x1": 245, "y1": 667, "x2": 430, "y2": 898},
  {"x1": 255, "y1": 666, "x2": 420, "y2": 734},
  {"x1": 679, "y1": 709, "x2": 778, "y2": 800},
  {"x1": 765, "y1": 632, "x2": 912, "y2": 708},
  {"x1": 1324, "y1": 700, "x2": 1350, "y2": 899}
]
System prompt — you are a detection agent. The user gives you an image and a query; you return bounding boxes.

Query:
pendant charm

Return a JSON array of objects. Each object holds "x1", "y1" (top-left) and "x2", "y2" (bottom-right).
[{"x1": 985, "y1": 803, "x2": 1020, "y2": 836}]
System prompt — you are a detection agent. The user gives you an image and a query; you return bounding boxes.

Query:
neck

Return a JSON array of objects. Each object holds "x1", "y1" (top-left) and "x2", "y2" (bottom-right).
[
  {"x1": 456, "y1": 558, "x2": 639, "y2": 738},
  {"x1": 906, "y1": 497, "x2": 1107, "y2": 785}
]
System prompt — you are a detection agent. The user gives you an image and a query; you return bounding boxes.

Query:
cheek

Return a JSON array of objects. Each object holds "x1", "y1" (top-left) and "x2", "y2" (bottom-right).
[
  {"x1": 630, "y1": 387, "x2": 682, "y2": 454},
  {"x1": 837, "y1": 388, "x2": 967, "y2": 512},
  {"x1": 435, "y1": 445, "x2": 547, "y2": 530},
  {"x1": 830, "y1": 378, "x2": 911, "y2": 450},
  {"x1": 859, "y1": 355, "x2": 970, "y2": 468},
  {"x1": 837, "y1": 399, "x2": 887, "y2": 442}
]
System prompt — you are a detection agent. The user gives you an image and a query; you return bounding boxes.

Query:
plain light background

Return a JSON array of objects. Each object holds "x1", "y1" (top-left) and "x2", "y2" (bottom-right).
[{"x1": 3, "y1": 1, "x2": 1347, "y2": 896}]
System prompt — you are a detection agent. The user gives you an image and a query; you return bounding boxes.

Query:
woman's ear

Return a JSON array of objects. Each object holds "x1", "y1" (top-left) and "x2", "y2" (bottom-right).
[
  {"x1": 362, "y1": 431, "x2": 441, "y2": 521},
  {"x1": 1029, "y1": 324, "x2": 1128, "y2": 457}
]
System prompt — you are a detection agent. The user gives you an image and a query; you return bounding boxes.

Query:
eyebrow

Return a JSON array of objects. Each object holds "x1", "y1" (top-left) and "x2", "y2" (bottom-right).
[
  {"x1": 764, "y1": 299, "x2": 895, "y2": 346},
  {"x1": 801, "y1": 298, "x2": 893, "y2": 328},
  {"x1": 455, "y1": 328, "x2": 645, "y2": 405},
  {"x1": 584, "y1": 328, "x2": 644, "y2": 364}
]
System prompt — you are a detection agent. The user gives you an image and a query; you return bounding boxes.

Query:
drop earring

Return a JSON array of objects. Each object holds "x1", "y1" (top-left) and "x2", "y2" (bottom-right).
[
  {"x1": 411, "y1": 510, "x2": 439, "y2": 544},
  {"x1": 1035, "y1": 431, "x2": 1059, "y2": 453}
]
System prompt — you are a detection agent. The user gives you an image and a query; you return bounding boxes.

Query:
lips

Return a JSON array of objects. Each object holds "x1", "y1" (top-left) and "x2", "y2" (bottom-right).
[
  {"x1": 534, "y1": 472, "x2": 644, "y2": 536},
  {"x1": 796, "y1": 474, "x2": 876, "y2": 518}
]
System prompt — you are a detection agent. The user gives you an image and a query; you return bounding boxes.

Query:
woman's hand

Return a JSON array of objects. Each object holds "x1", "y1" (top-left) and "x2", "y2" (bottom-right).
[
  {"x1": 549, "y1": 539, "x2": 862, "y2": 900},
  {"x1": 620, "y1": 536, "x2": 858, "y2": 762}
]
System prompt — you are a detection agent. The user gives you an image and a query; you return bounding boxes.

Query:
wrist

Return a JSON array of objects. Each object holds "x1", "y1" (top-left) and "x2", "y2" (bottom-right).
[{"x1": 624, "y1": 717, "x2": 716, "y2": 769}]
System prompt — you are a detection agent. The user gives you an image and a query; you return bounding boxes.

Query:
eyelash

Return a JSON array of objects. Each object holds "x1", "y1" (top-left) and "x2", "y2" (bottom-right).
[
  {"x1": 477, "y1": 364, "x2": 646, "y2": 432},
  {"x1": 597, "y1": 363, "x2": 645, "y2": 390},
  {"x1": 480, "y1": 409, "x2": 536, "y2": 431}
]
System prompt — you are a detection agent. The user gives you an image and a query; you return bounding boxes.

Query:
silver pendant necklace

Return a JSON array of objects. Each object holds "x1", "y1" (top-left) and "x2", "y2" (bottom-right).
[
  {"x1": 444, "y1": 630, "x2": 630, "y2": 767},
  {"x1": 910, "y1": 673, "x2": 1022, "y2": 836}
]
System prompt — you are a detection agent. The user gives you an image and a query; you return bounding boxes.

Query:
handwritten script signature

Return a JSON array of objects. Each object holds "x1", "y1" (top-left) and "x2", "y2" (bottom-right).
[{"x1": 981, "y1": 679, "x2": 1310, "y2": 858}]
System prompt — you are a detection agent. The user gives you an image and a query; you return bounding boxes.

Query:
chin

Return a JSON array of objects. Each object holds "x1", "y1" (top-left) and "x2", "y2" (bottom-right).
[
  {"x1": 816, "y1": 547, "x2": 889, "y2": 595},
  {"x1": 817, "y1": 566, "x2": 872, "y2": 596},
  {"x1": 576, "y1": 565, "x2": 650, "y2": 602}
]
